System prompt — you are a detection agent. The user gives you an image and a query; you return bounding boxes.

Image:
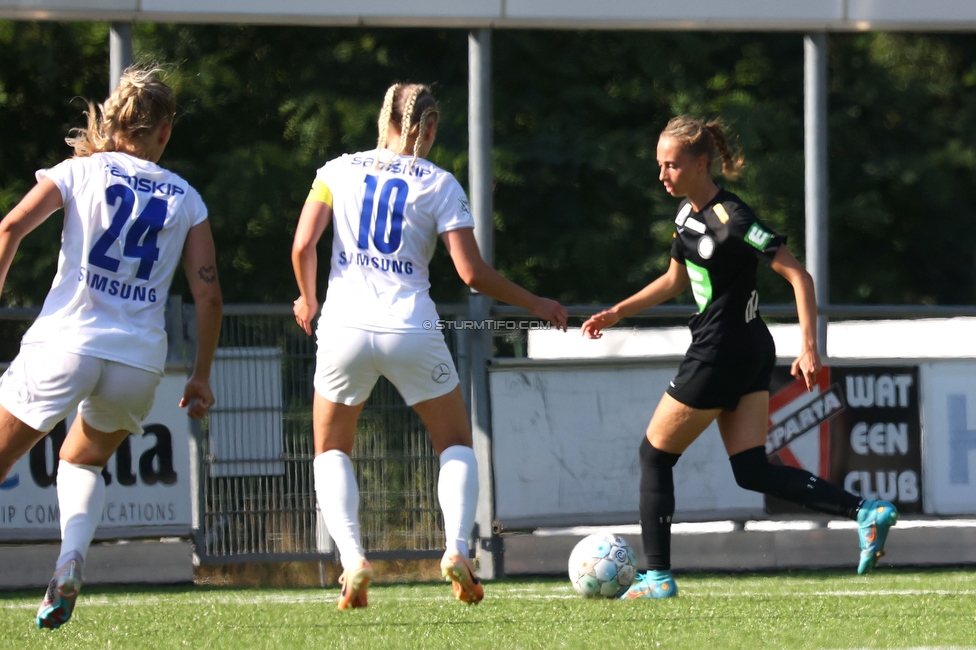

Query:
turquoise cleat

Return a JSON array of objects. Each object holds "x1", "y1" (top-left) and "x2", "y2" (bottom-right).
[
  {"x1": 856, "y1": 500, "x2": 899, "y2": 575},
  {"x1": 36, "y1": 559, "x2": 83, "y2": 630},
  {"x1": 619, "y1": 570, "x2": 678, "y2": 600}
]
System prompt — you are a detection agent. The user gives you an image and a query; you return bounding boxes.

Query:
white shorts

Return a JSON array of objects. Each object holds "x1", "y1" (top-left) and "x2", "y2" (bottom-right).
[
  {"x1": 314, "y1": 327, "x2": 459, "y2": 406},
  {"x1": 0, "y1": 345, "x2": 161, "y2": 434}
]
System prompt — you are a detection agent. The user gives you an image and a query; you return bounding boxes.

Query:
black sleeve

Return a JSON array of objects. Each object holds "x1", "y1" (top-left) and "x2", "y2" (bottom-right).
[
  {"x1": 725, "y1": 200, "x2": 787, "y2": 265},
  {"x1": 670, "y1": 232, "x2": 685, "y2": 263}
]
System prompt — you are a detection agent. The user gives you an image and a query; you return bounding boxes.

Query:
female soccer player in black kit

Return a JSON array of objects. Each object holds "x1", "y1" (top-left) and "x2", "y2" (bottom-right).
[{"x1": 582, "y1": 116, "x2": 898, "y2": 599}]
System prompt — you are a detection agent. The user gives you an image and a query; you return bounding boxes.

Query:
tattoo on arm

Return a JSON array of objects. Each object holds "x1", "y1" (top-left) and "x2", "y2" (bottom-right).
[{"x1": 198, "y1": 265, "x2": 217, "y2": 284}]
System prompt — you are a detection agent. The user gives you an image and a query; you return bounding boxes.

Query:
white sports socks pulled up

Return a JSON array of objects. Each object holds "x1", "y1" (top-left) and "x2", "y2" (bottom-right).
[
  {"x1": 313, "y1": 450, "x2": 366, "y2": 570},
  {"x1": 56, "y1": 460, "x2": 106, "y2": 569},
  {"x1": 437, "y1": 445, "x2": 479, "y2": 558}
]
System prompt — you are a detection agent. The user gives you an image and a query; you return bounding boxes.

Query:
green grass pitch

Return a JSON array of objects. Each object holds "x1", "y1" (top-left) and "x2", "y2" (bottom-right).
[{"x1": 1, "y1": 568, "x2": 974, "y2": 649}]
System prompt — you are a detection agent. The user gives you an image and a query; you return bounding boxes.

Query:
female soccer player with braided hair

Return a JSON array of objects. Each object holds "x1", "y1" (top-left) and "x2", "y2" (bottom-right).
[
  {"x1": 583, "y1": 116, "x2": 898, "y2": 600},
  {"x1": 292, "y1": 82, "x2": 568, "y2": 609},
  {"x1": 0, "y1": 67, "x2": 222, "y2": 628}
]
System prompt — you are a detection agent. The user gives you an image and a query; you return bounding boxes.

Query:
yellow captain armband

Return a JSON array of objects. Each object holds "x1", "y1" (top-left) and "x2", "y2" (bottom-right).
[{"x1": 306, "y1": 178, "x2": 333, "y2": 207}]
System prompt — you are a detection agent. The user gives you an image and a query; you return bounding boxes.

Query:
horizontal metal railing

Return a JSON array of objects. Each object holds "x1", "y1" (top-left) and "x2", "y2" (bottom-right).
[
  {"x1": 4, "y1": 302, "x2": 975, "y2": 322},
  {"x1": 492, "y1": 303, "x2": 976, "y2": 319}
]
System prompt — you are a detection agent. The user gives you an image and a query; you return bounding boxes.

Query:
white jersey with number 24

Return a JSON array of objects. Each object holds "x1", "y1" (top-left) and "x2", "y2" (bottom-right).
[{"x1": 23, "y1": 152, "x2": 208, "y2": 374}]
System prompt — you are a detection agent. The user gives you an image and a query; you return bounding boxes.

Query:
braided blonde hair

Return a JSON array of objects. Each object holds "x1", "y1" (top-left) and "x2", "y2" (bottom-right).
[
  {"x1": 66, "y1": 66, "x2": 176, "y2": 159},
  {"x1": 374, "y1": 83, "x2": 439, "y2": 171},
  {"x1": 375, "y1": 83, "x2": 401, "y2": 154},
  {"x1": 661, "y1": 116, "x2": 744, "y2": 179}
]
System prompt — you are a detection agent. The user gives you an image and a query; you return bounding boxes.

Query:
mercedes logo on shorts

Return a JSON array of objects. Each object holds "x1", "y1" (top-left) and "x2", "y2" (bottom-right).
[
  {"x1": 431, "y1": 363, "x2": 452, "y2": 384},
  {"x1": 1, "y1": 369, "x2": 28, "y2": 404}
]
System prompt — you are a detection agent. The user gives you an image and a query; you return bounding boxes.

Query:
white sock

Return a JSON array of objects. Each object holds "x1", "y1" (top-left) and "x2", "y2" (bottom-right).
[
  {"x1": 438, "y1": 445, "x2": 479, "y2": 558},
  {"x1": 56, "y1": 460, "x2": 105, "y2": 569},
  {"x1": 313, "y1": 450, "x2": 365, "y2": 570}
]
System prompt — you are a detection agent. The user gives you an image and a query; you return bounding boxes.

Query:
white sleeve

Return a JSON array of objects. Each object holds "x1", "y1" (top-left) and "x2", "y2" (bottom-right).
[
  {"x1": 184, "y1": 187, "x2": 209, "y2": 227},
  {"x1": 434, "y1": 176, "x2": 476, "y2": 235},
  {"x1": 315, "y1": 156, "x2": 349, "y2": 189},
  {"x1": 35, "y1": 158, "x2": 81, "y2": 205},
  {"x1": 314, "y1": 160, "x2": 332, "y2": 186}
]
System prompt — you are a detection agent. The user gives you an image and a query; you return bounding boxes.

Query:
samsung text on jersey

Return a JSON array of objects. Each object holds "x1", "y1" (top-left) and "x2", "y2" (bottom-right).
[
  {"x1": 337, "y1": 251, "x2": 414, "y2": 276},
  {"x1": 78, "y1": 267, "x2": 158, "y2": 303}
]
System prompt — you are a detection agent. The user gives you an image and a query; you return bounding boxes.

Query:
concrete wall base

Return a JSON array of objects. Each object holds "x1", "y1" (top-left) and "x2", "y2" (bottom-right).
[
  {"x1": 0, "y1": 539, "x2": 193, "y2": 590},
  {"x1": 504, "y1": 526, "x2": 976, "y2": 575}
]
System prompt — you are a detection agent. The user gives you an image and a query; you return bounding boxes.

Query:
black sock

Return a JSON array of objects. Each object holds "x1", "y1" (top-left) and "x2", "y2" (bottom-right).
[
  {"x1": 639, "y1": 437, "x2": 681, "y2": 571},
  {"x1": 729, "y1": 446, "x2": 862, "y2": 519}
]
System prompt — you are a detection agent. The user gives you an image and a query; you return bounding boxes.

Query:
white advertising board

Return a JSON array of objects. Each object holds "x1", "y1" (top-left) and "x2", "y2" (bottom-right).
[
  {"x1": 492, "y1": 356, "x2": 976, "y2": 530},
  {"x1": 528, "y1": 317, "x2": 976, "y2": 361},
  {"x1": 0, "y1": 373, "x2": 192, "y2": 541},
  {"x1": 920, "y1": 361, "x2": 976, "y2": 515},
  {"x1": 489, "y1": 361, "x2": 762, "y2": 529}
]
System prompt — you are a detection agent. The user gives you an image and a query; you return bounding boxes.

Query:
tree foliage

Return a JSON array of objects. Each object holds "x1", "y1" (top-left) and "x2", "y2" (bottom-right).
[{"x1": 1, "y1": 23, "x2": 974, "y2": 310}]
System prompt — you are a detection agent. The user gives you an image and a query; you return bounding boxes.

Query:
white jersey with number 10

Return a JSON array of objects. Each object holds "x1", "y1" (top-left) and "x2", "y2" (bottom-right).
[
  {"x1": 313, "y1": 149, "x2": 475, "y2": 333},
  {"x1": 22, "y1": 151, "x2": 208, "y2": 374}
]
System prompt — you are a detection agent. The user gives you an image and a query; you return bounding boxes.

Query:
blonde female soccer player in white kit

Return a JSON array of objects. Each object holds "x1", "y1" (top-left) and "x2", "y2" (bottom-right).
[
  {"x1": 0, "y1": 68, "x2": 223, "y2": 629},
  {"x1": 292, "y1": 83, "x2": 568, "y2": 609}
]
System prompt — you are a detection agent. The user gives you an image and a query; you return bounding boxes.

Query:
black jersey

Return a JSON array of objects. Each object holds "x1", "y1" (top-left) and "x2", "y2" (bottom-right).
[{"x1": 670, "y1": 188, "x2": 786, "y2": 362}]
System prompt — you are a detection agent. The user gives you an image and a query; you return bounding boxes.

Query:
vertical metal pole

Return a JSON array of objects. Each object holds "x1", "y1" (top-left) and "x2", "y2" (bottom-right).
[
  {"x1": 469, "y1": 30, "x2": 494, "y2": 265},
  {"x1": 804, "y1": 33, "x2": 829, "y2": 356},
  {"x1": 109, "y1": 23, "x2": 133, "y2": 93},
  {"x1": 456, "y1": 327, "x2": 471, "y2": 412},
  {"x1": 467, "y1": 28, "x2": 499, "y2": 579},
  {"x1": 181, "y1": 304, "x2": 209, "y2": 556}
]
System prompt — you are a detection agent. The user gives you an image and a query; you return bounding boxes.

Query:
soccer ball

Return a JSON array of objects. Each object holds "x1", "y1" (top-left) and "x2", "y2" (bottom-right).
[{"x1": 567, "y1": 532, "x2": 638, "y2": 598}]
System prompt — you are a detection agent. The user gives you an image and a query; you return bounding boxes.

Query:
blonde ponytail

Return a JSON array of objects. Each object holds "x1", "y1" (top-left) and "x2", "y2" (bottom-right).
[
  {"x1": 705, "y1": 121, "x2": 744, "y2": 179},
  {"x1": 66, "y1": 66, "x2": 175, "y2": 159},
  {"x1": 661, "y1": 115, "x2": 744, "y2": 179}
]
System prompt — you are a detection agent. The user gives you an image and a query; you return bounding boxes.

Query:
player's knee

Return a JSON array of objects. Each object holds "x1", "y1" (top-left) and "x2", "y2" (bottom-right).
[
  {"x1": 728, "y1": 446, "x2": 770, "y2": 493},
  {"x1": 640, "y1": 437, "x2": 680, "y2": 469},
  {"x1": 432, "y1": 435, "x2": 472, "y2": 457}
]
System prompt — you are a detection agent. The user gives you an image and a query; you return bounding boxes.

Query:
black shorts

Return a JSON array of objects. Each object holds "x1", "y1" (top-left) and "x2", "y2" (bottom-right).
[{"x1": 666, "y1": 350, "x2": 775, "y2": 411}]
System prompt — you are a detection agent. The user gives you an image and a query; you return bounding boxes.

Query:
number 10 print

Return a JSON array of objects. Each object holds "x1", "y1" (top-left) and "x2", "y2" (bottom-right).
[{"x1": 357, "y1": 175, "x2": 407, "y2": 254}]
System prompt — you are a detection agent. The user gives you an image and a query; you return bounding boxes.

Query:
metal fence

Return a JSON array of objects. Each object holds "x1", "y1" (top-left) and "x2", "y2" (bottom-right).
[{"x1": 195, "y1": 304, "x2": 462, "y2": 563}]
